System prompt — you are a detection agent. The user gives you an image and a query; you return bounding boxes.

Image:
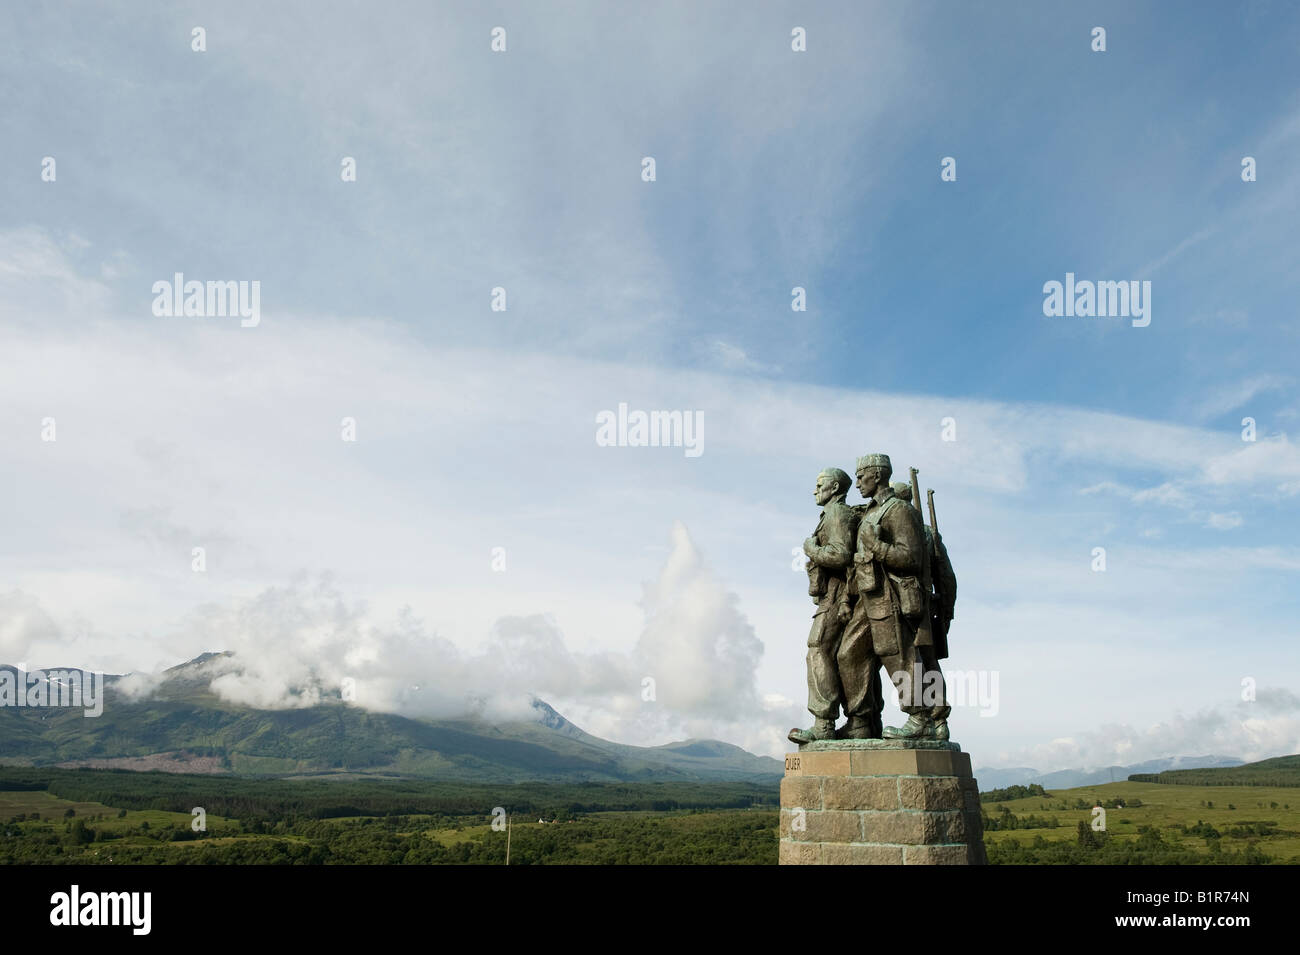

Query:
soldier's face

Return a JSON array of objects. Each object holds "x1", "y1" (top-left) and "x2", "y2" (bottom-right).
[
  {"x1": 856, "y1": 468, "x2": 877, "y2": 498},
  {"x1": 814, "y1": 474, "x2": 835, "y2": 506}
]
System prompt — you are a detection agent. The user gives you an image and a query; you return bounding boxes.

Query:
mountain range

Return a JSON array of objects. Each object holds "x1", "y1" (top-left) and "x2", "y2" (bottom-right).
[
  {"x1": 971, "y1": 755, "x2": 1246, "y2": 791},
  {"x1": 0, "y1": 655, "x2": 783, "y2": 782}
]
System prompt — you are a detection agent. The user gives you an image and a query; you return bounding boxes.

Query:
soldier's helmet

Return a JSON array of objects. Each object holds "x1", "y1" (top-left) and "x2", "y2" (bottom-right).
[
  {"x1": 855, "y1": 453, "x2": 892, "y2": 481},
  {"x1": 891, "y1": 481, "x2": 912, "y2": 502}
]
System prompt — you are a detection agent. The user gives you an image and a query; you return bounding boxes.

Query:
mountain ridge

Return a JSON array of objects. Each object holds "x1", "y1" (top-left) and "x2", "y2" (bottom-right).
[
  {"x1": 972, "y1": 755, "x2": 1246, "y2": 791},
  {"x1": 0, "y1": 657, "x2": 782, "y2": 783}
]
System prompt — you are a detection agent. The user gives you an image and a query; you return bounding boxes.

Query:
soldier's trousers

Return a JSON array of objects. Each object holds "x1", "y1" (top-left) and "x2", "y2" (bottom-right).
[
  {"x1": 912, "y1": 644, "x2": 952, "y2": 721},
  {"x1": 873, "y1": 645, "x2": 952, "y2": 720},
  {"x1": 840, "y1": 607, "x2": 952, "y2": 724},
  {"x1": 836, "y1": 605, "x2": 891, "y2": 726},
  {"x1": 805, "y1": 597, "x2": 846, "y2": 720}
]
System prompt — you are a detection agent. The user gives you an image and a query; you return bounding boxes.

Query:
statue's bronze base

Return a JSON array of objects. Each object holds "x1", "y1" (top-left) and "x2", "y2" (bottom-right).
[{"x1": 797, "y1": 738, "x2": 962, "y2": 752}]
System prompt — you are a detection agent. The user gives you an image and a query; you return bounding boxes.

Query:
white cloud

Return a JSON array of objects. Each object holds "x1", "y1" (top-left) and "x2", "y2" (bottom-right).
[
  {"x1": 1194, "y1": 374, "x2": 1292, "y2": 420},
  {"x1": 0, "y1": 591, "x2": 61, "y2": 663},
  {"x1": 1203, "y1": 511, "x2": 1243, "y2": 530},
  {"x1": 110, "y1": 521, "x2": 779, "y2": 753},
  {"x1": 703, "y1": 339, "x2": 774, "y2": 374},
  {"x1": 990, "y1": 696, "x2": 1300, "y2": 774}
]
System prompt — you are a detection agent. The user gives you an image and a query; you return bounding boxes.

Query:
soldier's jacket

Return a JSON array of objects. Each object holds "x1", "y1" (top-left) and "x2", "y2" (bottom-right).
[
  {"x1": 806, "y1": 499, "x2": 859, "y2": 604},
  {"x1": 845, "y1": 488, "x2": 930, "y2": 652}
]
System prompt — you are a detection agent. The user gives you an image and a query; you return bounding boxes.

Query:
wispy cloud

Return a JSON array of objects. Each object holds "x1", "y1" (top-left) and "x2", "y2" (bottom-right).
[
  {"x1": 1137, "y1": 227, "x2": 1215, "y2": 279},
  {"x1": 1194, "y1": 374, "x2": 1292, "y2": 420}
]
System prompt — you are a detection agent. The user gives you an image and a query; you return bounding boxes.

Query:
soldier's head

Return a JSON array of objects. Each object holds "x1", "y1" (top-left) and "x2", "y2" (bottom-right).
[
  {"x1": 891, "y1": 481, "x2": 912, "y2": 503},
  {"x1": 815, "y1": 468, "x2": 852, "y2": 506},
  {"x1": 854, "y1": 453, "x2": 892, "y2": 500}
]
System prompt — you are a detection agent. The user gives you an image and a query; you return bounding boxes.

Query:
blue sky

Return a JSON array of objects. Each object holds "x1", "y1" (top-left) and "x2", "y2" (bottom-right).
[{"x1": 1, "y1": 2, "x2": 1297, "y2": 771}]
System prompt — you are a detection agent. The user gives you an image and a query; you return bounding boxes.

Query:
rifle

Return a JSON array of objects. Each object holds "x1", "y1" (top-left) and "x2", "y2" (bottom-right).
[
  {"x1": 907, "y1": 467, "x2": 935, "y2": 648},
  {"x1": 925, "y1": 487, "x2": 954, "y2": 659}
]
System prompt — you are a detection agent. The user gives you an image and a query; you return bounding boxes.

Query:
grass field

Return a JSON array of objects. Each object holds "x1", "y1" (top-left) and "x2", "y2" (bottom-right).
[
  {"x1": 0, "y1": 790, "x2": 218, "y2": 832},
  {"x1": 982, "y1": 781, "x2": 1300, "y2": 862},
  {"x1": 0, "y1": 788, "x2": 251, "y2": 856}
]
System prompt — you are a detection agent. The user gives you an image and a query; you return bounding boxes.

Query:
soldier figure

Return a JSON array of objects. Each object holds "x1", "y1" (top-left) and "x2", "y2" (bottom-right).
[
  {"x1": 838, "y1": 454, "x2": 951, "y2": 741},
  {"x1": 889, "y1": 481, "x2": 955, "y2": 739},
  {"x1": 788, "y1": 468, "x2": 859, "y2": 745}
]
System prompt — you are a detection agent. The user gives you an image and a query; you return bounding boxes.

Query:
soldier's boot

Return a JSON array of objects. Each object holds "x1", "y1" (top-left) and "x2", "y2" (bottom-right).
[
  {"x1": 883, "y1": 714, "x2": 931, "y2": 740},
  {"x1": 788, "y1": 718, "x2": 837, "y2": 745},
  {"x1": 837, "y1": 716, "x2": 872, "y2": 739},
  {"x1": 930, "y1": 717, "x2": 950, "y2": 741},
  {"x1": 868, "y1": 712, "x2": 884, "y2": 740}
]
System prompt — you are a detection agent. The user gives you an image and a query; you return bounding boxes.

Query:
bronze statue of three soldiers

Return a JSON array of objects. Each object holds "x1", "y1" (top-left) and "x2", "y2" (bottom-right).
[{"x1": 790, "y1": 453, "x2": 957, "y2": 745}]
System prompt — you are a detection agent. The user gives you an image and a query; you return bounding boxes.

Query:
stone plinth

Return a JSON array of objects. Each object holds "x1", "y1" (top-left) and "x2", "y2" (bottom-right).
[{"x1": 779, "y1": 739, "x2": 987, "y2": 865}]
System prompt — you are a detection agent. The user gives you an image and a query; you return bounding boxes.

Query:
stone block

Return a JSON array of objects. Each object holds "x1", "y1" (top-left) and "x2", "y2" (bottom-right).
[
  {"x1": 822, "y1": 844, "x2": 904, "y2": 865},
  {"x1": 823, "y1": 775, "x2": 900, "y2": 811},
  {"x1": 903, "y1": 844, "x2": 969, "y2": 865},
  {"x1": 779, "y1": 840, "x2": 822, "y2": 865},
  {"x1": 779, "y1": 808, "x2": 793, "y2": 839},
  {"x1": 899, "y1": 775, "x2": 963, "y2": 810},
  {"x1": 784, "y1": 750, "x2": 851, "y2": 777},
  {"x1": 802, "y1": 810, "x2": 863, "y2": 844},
  {"x1": 939, "y1": 810, "x2": 967, "y2": 843},
  {"x1": 861, "y1": 811, "x2": 928, "y2": 844},
  {"x1": 848, "y1": 748, "x2": 971, "y2": 777},
  {"x1": 780, "y1": 775, "x2": 824, "y2": 811}
]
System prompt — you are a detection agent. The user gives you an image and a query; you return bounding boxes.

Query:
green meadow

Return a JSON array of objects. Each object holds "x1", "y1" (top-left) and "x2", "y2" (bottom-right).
[{"x1": 980, "y1": 780, "x2": 1298, "y2": 863}]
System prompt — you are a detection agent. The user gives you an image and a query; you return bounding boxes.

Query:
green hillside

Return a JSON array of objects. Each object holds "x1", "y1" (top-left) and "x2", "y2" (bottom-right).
[{"x1": 1128, "y1": 754, "x2": 1300, "y2": 787}]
